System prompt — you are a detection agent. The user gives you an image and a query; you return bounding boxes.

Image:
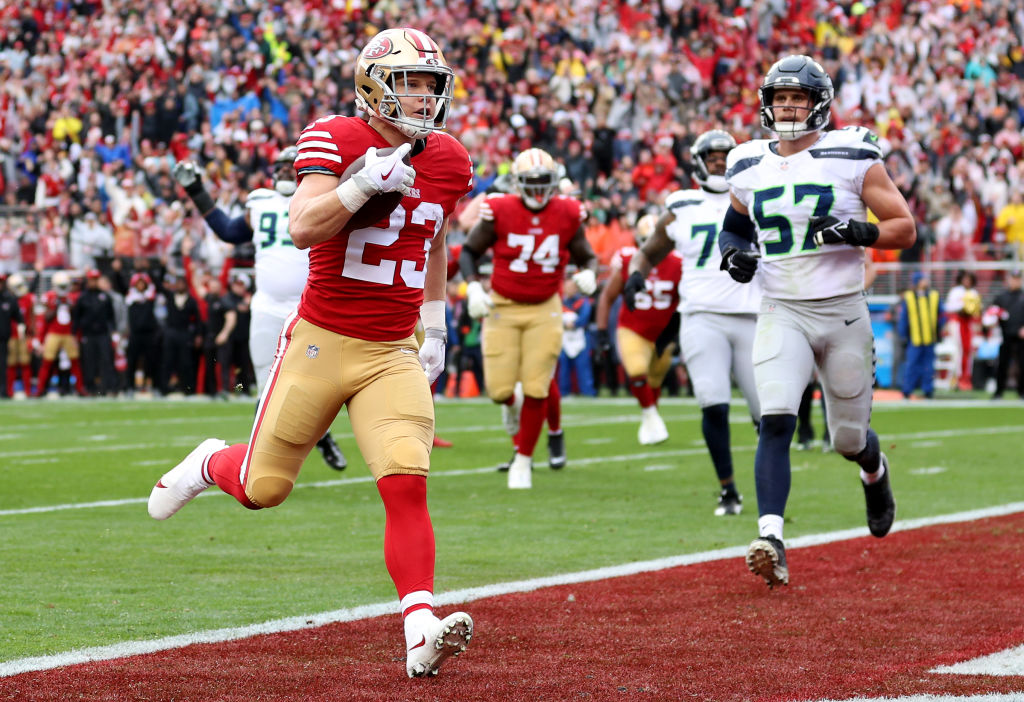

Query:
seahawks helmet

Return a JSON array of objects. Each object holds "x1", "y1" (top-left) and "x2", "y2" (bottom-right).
[
  {"x1": 759, "y1": 55, "x2": 833, "y2": 140},
  {"x1": 273, "y1": 146, "x2": 298, "y2": 196},
  {"x1": 690, "y1": 130, "x2": 736, "y2": 193}
]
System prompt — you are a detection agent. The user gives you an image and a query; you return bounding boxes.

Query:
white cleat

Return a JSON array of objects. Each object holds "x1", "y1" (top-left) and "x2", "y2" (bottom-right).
[
  {"x1": 148, "y1": 438, "x2": 226, "y2": 520},
  {"x1": 637, "y1": 407, "x2": 669, "y2": 445},
  {"x1": 507, "y1": 452, "x2": 532, "y2": 489},
  {"x1": 406, "y1": 612, "x2": 473, "y2": 678},
  {"x1": 501, "y1": 383, "x2": 524, "y2": 437}
]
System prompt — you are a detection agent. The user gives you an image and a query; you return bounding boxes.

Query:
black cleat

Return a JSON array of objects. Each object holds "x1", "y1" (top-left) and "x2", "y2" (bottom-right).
[
  {"x1": 863, "y1": 453, "x2": 895, "y2": 537},
  {"x1": 746, "y1": 535, "x2": 788, "y2": 589},
  {"x1": 714, "y1": 489, "x2": 743, "y2": 516},
  {"x1": 496, "y1": 450, "x2": 514, "y2": 472},
  {"x1": 547, "y1": 431, "x2": 566, "y2": 470},
  {"x1": 316, "y1": 433, "x2": 347, "y2": 471}
]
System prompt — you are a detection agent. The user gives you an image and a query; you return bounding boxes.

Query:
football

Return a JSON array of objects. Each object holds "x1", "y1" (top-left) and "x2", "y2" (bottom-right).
[{"x1": 340, "y1": 146, "x2": 411, "y2": 230}]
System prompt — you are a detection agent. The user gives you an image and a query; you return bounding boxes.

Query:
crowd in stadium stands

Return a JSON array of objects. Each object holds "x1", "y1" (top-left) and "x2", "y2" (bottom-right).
[{"x1": 1, "y1": 0, "x2": 1024, "y2": 397}]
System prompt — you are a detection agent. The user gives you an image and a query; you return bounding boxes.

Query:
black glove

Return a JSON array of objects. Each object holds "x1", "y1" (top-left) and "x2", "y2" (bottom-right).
[
  {"x1": 809, "y1": 216, "x2": 880, "y2": 247},
  {"x1": 623, "y1": 271, "x2": 646, "y2": 311},
  {"x1": 594, "y1": 328, "x2": 612, "y2": 366},
  {"x1": 720, "y1": 247, "x2": 759, "y2": 283},
  {"x1": 654, "y1": 311, "x2": 680, "y2": 356}
]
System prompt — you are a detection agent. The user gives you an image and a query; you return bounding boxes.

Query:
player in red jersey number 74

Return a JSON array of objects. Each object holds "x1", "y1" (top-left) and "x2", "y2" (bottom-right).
[
  {"x1": 460, "y1": 148, "x2": 599, "y2": 490},
  {"x1": 148, "y1": 27, "x2": 474, "y2": 679}
]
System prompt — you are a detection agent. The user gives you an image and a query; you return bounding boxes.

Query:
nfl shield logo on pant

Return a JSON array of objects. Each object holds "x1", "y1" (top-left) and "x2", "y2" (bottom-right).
[{"x1": 306, "y1": 344, "x2": 319, "y2": 359}]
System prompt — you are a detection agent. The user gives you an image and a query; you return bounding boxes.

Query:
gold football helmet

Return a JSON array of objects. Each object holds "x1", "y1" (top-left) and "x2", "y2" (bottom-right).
[
  {"x1": 511, "y1": 148, "x2": 560, "y2": 210},
  {"x1": 635, "y1": 214, "x2": 658, "y2": 247},
  {"x1": 51, "y1": 271, "x2": 71, "y2": 294},
  {"x1": 7, "y1": 273, "x2": 29, "y2": 297},
  {"x1": 354, "y1": 28, "x2": 454, "y2": 139}
]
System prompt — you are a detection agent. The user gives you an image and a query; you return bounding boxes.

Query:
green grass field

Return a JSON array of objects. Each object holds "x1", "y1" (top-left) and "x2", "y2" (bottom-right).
[{"x1": 2, "y1": 395, "x2": 1022, "y2": 664}]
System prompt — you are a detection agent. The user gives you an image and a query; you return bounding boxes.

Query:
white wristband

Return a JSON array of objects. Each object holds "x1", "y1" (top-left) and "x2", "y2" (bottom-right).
[
  {"x1": 420, "y1": 299, "x2": 445, "y2": 330},
  {"x1": 335, "y1": 178, "x2": 371, "y2": 213}
]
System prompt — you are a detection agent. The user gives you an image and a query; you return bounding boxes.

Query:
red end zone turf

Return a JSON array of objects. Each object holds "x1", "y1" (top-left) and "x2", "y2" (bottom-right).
[{"x1": 4, "y1": 514, "x2": 1024, "y2": 701}]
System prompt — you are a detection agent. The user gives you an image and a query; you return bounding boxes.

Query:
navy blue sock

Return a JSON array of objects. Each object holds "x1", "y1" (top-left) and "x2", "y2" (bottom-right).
[
  {"x1": 702, "y1": 403, "x2": 733, "y2": 485},
  {"x1": 845, "y1": 427, "x2": 880, "y2": 473},
  {"x1": 755, "y1": 414, "x2": 797, "y2": 518}
]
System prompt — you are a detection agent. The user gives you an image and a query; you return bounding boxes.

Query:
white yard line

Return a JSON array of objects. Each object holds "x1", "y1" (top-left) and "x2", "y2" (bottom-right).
[
  {"x1": 1, "y1": 424, "x2": 1020, "y2": 517},
  {"x1": 2, "y1": 501, "x2": 1022, "y2": 678}
]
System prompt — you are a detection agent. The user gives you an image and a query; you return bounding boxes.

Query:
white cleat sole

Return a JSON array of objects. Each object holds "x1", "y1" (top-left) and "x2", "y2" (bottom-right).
[
  {"x1": 407, "y1": 612, "x2": 473, "y2": 678},
  {"x1": 148, "y1": 438, "x2": 226, "y2": 520}
]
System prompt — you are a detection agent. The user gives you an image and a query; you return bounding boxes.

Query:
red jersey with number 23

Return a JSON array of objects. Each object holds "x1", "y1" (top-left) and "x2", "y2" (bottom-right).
[
  {"x1": 294, "y1": 116, "x2": 473, "y2": 341},
  {"x1": 481, "y1": 194, "x2": 586, "y2": 304},
  {"x1": 613, "y1": 246, "x2": 683, "y2": 342}
]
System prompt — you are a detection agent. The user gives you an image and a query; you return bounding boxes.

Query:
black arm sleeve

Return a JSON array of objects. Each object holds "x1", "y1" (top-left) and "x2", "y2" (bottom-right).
[
  {"x1": 204, "y1": 209, "x2": 254, "y2": 244},
  {"x1": 718, "y1": 205, "x2": 757, "y2": 253},
  {"x1": 459, "y1": 244, "x2": 483, "y2": 281}
]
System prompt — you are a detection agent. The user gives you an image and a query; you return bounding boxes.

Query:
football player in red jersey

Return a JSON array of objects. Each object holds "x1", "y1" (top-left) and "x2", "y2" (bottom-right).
[
  {"x1": 460, "y1": 148, "x2": 598, "y2": 489},
  {"x1": 5, "y1": 274, "x2": 35, "y2": 397},
  {"x1": 595, "y1": 214, "x2": 682, "y2": 446},
  {"x1": 35, "y1": 271, "x2": 87, "y2": 397},
  {"x1": 148, "y1": 28, "x2": 474, "y2": 678}
]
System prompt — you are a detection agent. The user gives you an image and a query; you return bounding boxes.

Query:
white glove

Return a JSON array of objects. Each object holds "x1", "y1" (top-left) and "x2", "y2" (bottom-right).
[
  {"x1": 466, "y1": 280, "x2": 493, "y2": 319},
  {"x1": 172, "y1": 161, "x2": 202, "y2": 189},
  {"x1": 572, "y1": 268, "x2": 597, "y2": 295},
  {"x1": 351, "y1": 143, "x2": 416, "y2": 196},
  {"x1": 419, "y1": 328, "x2": 446, "y2": 385}
]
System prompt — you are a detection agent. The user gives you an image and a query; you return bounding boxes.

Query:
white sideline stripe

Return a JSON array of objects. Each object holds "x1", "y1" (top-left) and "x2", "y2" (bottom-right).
[
  {"x1": 2, "y1": 423, "x2": 1021, "y2": 516},
  {"x1": 2, "y1": 502, "x2": 1023, "y2": 678},
  {"x1": 931, "y1": 644, "x2": 1024, "y2": 676}
]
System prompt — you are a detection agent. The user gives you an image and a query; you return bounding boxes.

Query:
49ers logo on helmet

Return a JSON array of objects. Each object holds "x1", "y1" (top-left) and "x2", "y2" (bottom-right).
[{"x1": 362, "y1": 37, "x2": 393, "y2": 60}]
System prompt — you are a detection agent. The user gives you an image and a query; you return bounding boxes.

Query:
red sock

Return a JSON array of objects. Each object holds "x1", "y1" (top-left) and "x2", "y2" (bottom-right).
[
  {"x1": 5, "y1": 367, "x2": 13, "y2": 396},
  {"x1": 21, "y1": 366, "x2": 32, "y2": 394},
  {"x1": 653, "y1": 386, "x2": 662, "y2": 404},
  {"x1": 70, "y1": 359, "x2": 86, "y2": 395},
  {"x1": 629, "y1": 376, "x2": 655, "y2": 408},
  {"x1": 206, "y1": 443, "x2": 260, "y2": 509},
  {"x1": 546, "y1": 378, "x2": 561, "y2": 432},
  {"x1": 517, "y1": 395, "x2": 546, "y2": 456},
  {"x1": 35, "y1": 360, "x2": 53, "y2": 396},
  {"x1": 377, "y1": 474, "x2": 434, "y2": 599}
]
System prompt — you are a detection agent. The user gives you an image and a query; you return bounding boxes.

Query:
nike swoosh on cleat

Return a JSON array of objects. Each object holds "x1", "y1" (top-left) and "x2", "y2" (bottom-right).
[
  {"x1": 155, "y1": 481, "x2": 167, "y2": 488},
  {"x1": 408, "y1": 635, "x2": 426, "y2": 651},
  {"x1": 844, "y1": 317, "x2": 860, "y2": 326}
]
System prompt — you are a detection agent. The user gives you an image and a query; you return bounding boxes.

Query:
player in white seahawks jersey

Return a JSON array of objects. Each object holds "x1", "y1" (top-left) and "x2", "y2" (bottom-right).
[
  {"x1": 173, "y1": 148, "x2": 347, "y2": 470},
  {"x1": 716, "y1": 55, "x2": 916, "y2": 588},
  {"x1": 625, "y1": 129, "x2": 761, "y2": 517}
]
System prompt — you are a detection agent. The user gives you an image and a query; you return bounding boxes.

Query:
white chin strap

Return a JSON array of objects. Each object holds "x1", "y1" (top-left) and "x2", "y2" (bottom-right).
[
  {"x1": 275, "y1": 181, "x2": 297, "y2": 196},
  {"x1": 701, "y1": 175, "x2": 728, "y2": 193},
  {"x1": 396, "y1": 122, "x2": 431, "y2": 139},
  {"x1": 774, "y1": 120, "x2": 814, "y2": 141}
]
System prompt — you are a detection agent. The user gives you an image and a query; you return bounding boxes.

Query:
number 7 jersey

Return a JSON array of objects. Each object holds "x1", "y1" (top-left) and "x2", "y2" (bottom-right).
[
  {"x1": 294, "y1": 115, "x2": 473, "y2": 341},
  {"x1": 665, "y1": 188, "x2": 762, "y2": 315},
  {"x1": 481, "y1": 193, "x2": 587, "y2": 304}
]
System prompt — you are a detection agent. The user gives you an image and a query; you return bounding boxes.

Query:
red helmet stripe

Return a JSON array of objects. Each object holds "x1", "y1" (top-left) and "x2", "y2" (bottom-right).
[{"x1": 404, "y1": 28, "x2": 439, "y2": 58}]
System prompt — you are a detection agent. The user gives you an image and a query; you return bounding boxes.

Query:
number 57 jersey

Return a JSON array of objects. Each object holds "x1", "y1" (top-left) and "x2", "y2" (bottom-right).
[
  {"x1": 665, "y1": 188, "x2": 762, "y2": 315},
  {"x1": 295, "y1": 115, "x2": 473, "y2": 341}
]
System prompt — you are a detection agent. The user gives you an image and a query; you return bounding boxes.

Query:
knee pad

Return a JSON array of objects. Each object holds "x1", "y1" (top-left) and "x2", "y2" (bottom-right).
[
  {"x1": 381, "y1": 435, "x2": 430, "y2": 475},
  {"x1": 833, "y1": 422, "x2": 868, "y2": 456},
  {"x1": 247, "y1": 474, "x2": 295, "y2": 508}
]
